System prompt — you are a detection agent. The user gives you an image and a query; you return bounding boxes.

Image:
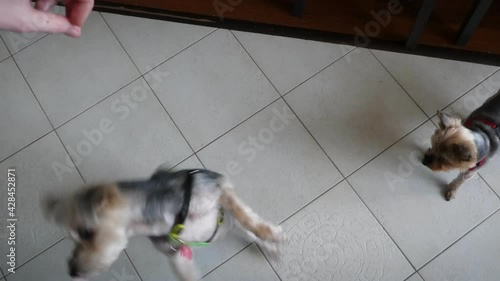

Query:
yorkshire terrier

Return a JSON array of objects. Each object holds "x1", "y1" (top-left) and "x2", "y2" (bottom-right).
[
  {"x1": 42, "y1": 169, "x2": 284, "y2": 281},
  {"x1": 423, "y1": 90, "x2": 500, "y2": 201}
]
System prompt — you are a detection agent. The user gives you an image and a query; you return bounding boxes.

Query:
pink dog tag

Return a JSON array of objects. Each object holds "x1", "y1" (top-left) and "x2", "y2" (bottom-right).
[{"x1": 179, "y1": 245, "x2": 193, "y2": 260}]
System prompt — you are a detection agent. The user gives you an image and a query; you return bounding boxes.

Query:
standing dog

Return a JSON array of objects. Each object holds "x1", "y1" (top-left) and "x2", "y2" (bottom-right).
[
  {"x1": 422, "y1": 90, "x2": 500, "y2": 201},
  {"x1": 42, "y1": 169, "x2": 284, "y2": 281}
]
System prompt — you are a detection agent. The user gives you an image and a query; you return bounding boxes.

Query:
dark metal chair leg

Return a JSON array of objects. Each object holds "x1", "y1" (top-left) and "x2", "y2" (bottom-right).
[
  {"x1": 456, "y1": 0, "x2": 493, "y2": 45},
  {"x1": 292, "y1": 0, "x2": 306, "y2": 17},
  {"x1": 406, "y1": 0, "x2": 438, "y2": 49}
]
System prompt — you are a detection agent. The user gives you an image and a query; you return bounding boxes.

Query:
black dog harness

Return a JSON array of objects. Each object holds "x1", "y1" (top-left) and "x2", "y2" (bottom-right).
[
  {"x1": 464, "y1": 117, "x2": 500, "y2": 172},
  {"x1": 167, "y1": 170, "x2": 224, "y2": 250}
]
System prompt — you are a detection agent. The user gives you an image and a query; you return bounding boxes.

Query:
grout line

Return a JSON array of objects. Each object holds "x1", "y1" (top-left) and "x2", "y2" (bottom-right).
[
  {"x1": 280, "y1": 48, "x2": 360, "y2": 98},
  {"x1": 279, "y1": 46, "x2": 359, "y2": 98},
  {"x1": 101, "y1": 12, "x2": 209, "y2": 156},
  {"x1": 255, "y1": 244, "x2": 283, "y2": 281},
  {"x1": 417, "y1": 271, "x2": 426, "y2": 281},
  {"x1": 0, "y1": 130, "x2": 53, "y2": 164},
  {"x1": 10, "y1": 56, "x2": 88, "y2": 183},
  {"x1": 344, "y1": 118, "x2": 429, "y2": 179},
  {"x1": 168, "y1": 153, "x2": 195, "y2": 171},
  {"x1": 416, "y1": 207, "x2": 500, "y2": 272},
  {"x1": 0, "y1": 35, "x2": 12, "y2": 56},
  {"x1": 369, "y1": 49, "x2": 430, "y2": 119},
  {"x1": 13, "y1": 34, "x2": 50, "y2": 55},
  {"x1": 123, "y1": 250, "x2": 144, "y2": 281},
  {"x1": 2, "y1": 16, "x2": 218, "y2": 180},
  {"x1": 0, "y1": 35, "x2": 11, "y2": 63},
  {"x1": 344, "y1": 179, "x2": 418, "y2": 272},
  {"x1": 1, "y1": 15, "x2": 219, "y2": 168},
  {"x1": 428, "y1": 68, "x2": 500, "y2": 120},
  {"x1": 2, "y1": 237, "x2": 66, "y2": 278},
  {"x1": 200, "y1": 243, "x2": 254, "y2": 279},
  {"x1": 53, "y1": 76, "x2": 142, "y2": 130},
  {"x1": 231, "y1": 29, "x2": 348, "y2": 178},
  {"x1": 3, "y1": 20, "x2": 498, "y2": 281},
  {"x1": 140, "y1": 27, "x2": 219, "y2": 77},
  {"x1": 277, "y1": 180, "x2": 343, "y2": 225},
  {"x1": 370, "y1": 49, "x2": 500, "y2": 120},
  {"x1": 0, "y1": 56, "x2": 10, "y2": 64},
  {"x1": 280, "y1": 97, "x2": 346, "y2": 178},
  {"x1": 2, "y1": 12, "x2": 217, "y2": 181},
  {"x1": 192, "y1": 95, "x2": 282, "y2": 153},
  {"x1": 143, "y1": 78, "x2": 197, "y2": 154},
  {"x1": 53, "y1": 130, "x2": 87, "y2": 184},
  {"x1": 233, "y1": 35, "x2": 431, "y2": 183},
  {"x1": 478, "y1": 173, "x2": 500, "y2": 200},
  {"x1": 194, "y1": 153, "x2": 207, "y2": 169},
  {"x1": 404, "y1": 272, "x2": 419, "y2": 281},
  {"x1": 1, "y1": 32, "x2": 50, "y2": 57},
  {"x1": 10, "y1": 57, "x2": 55, "y2": 127},
  {"x1": 229, "y1": 30, "x2": 282, "y2": 96}
]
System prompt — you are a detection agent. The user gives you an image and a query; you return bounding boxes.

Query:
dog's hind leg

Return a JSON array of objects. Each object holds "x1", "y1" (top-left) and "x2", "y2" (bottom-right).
[{"x1": 218, "y1": 183, "x2": 283, "y2": 243}]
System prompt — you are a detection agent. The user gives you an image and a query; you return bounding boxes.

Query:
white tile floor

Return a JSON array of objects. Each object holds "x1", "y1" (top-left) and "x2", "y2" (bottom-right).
[{"x1": 0, "y1": 11, "x2": 500, "y2": 281}]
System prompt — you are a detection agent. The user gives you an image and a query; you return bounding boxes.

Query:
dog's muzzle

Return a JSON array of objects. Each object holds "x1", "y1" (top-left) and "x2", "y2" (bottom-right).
[{"x1": 422, "y1": 154, "x2": 434, "y2": 166}]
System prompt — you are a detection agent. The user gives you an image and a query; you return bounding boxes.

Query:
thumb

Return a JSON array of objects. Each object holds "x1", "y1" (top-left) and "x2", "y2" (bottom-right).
[{"x1": 24, "y1": 9, "x2": 81, "y2": 37}]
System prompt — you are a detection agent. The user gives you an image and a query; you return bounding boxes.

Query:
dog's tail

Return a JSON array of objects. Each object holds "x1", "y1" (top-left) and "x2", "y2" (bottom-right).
[{"x1": 219, "y1": 182, "x2": 282, "y2": 243}]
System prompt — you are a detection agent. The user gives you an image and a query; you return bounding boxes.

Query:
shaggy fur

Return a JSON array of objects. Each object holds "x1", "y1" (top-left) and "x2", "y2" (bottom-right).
[
  {"x1": 423, "y1": 89, "x2": 500, "y2": 200},
  {"x1": 42, "y1": 169, "x2": 284, "y2": 281}
]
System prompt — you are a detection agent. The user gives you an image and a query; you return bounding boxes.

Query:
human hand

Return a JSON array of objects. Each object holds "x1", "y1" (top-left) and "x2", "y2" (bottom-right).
[{"x1": 0, "y1": 0, "x2": 94, "y2": 37}]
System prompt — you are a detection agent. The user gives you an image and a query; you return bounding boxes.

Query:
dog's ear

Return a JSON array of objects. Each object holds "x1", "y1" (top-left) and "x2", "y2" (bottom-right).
[
  {"x1": 84, "y1": 185, "x2": 123, "y2": 214},
  {"x1": 437, "y1": 111, "x2": 455, "y2": 129},
  {"x1": 453, "y1": 144, "x2": 473, "y2": 162}
]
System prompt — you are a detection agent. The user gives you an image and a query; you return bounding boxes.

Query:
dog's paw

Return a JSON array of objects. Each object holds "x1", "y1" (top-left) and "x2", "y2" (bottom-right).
[
  {"x1": 257, "y1": 239, "x2": 283, "y2": 260},
  {"x1": 445, "y1": 189, "x2": 456, "y2": 201},
  {"x1": 266, "y1": 225, "x2": 285, "y2": 243},
  {"x1": 255, "y1": 223, "x2": 284, "y2": 243}
]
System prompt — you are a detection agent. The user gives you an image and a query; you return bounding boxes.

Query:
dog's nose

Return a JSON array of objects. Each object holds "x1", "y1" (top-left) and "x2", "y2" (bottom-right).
[{"x1": 422, "y1": 154, "x2": 434, "y2": 166}]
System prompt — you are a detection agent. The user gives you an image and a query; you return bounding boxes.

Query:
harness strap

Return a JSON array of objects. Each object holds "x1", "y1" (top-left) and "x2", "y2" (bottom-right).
[
  {"x1": 167, "y1": 170, "x2": 224, "y2": 249},
  {"x1": 464, "y1": 117, "x2": 499, "y2": 172},
  {"x1": 168, "y1": 170, "x2": 196, "y2": 243},
  {"x1": 205, "y1": 209, "x2": 224, "y2": 243}
]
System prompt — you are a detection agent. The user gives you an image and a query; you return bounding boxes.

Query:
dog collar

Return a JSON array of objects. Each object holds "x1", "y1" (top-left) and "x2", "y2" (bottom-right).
[
  {"x1": 468, "y1": 157, "x2": 487, "y2": 172},
  {"x1": 167, "y1": 170, "x2": 224, "y2": 249},
  {"x1": 464, "y1": 117, "x2": 498, "y2": 172}
]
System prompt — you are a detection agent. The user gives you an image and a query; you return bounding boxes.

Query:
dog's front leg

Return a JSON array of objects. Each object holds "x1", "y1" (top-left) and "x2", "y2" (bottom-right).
[
  {"x1": 446, "y1": 171, "x2": 475, "y2": 201},
  {"x1": 151, "y1": 238, "x2": 200, "y2": 281},
  {"x1": 169, "y1": 251, "x2": 200, "y2": 281}
]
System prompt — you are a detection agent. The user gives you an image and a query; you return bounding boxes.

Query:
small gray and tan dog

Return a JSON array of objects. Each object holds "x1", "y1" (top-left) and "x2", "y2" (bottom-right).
[
  {"x1": 423, "y1": 89, "x2": 500, "y2": 201},
  {"x1": 42, "y1": 169, "x2": 284, "y2": 281}
]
